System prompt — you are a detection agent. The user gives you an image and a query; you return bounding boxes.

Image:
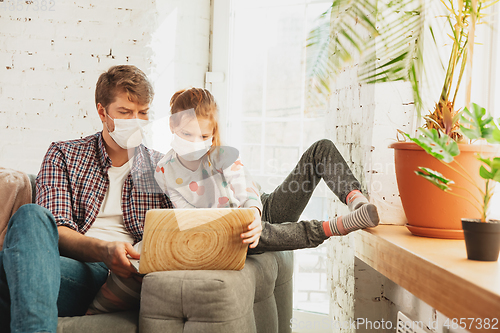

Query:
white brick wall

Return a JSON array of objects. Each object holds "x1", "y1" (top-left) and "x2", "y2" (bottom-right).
[
  {"x1": 0, "y1": 0, "x2": 210, "y2": 175},
  {"x1": 326, "y1": 232, "x2": 356, "y2": 332},
  {"x1": 354, "y1": 258, "x2": 466, "y2": 333},
  {"x1": 324, "y1": 59, "x2": 369, "y2": 331},
  {"x1": 325, "y1": 82, "x2": 417, "y2": 328},
  {"x1": 322, "y1": 3, "x2": 416, "y2": 329},
  {"x1": 324, "y1": 73, "x2": 416, "y2": 330}
]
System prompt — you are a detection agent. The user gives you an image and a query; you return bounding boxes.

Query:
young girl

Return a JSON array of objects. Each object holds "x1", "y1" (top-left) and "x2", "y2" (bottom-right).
[
  {"x1": 154, "y1": 88, "x2": 264, "y2": 249},
  {"x1": 87, "y1": 87, "x2": 379, "y2": 314},
  {"x1": 155, "y1": 88, "x2": 379, "y2": 253}
]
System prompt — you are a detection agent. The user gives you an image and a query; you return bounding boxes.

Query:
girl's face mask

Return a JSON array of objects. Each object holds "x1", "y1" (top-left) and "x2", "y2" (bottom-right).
[
  {"x1": 171, "y1": 133, "x2": 212, "y2": 161},
  {"x1": 170, "y1": 114, "x2": 214, "y2": 161},
  {"x1": 105, "y1": 112, "x2": 149, "y2": 149}
]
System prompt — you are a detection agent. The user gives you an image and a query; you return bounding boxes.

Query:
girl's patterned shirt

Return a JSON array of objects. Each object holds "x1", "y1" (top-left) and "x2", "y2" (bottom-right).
[{"x1": 154, "y1": 146, "x2": 262, "y2": 212}]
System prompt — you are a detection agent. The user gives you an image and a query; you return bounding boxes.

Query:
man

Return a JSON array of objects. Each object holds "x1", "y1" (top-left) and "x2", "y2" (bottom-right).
[{"x1": 0, "y1": 65, "x2": 263, "y2": 332}]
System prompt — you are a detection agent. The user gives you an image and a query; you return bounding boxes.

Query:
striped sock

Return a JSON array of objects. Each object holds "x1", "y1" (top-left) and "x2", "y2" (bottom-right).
[
  {"x1": 346, "y1": 190, "x2": 369, "y2": 212},
  {"x1": 322, "y1": 204, "x2": 380, "y2": 236}
]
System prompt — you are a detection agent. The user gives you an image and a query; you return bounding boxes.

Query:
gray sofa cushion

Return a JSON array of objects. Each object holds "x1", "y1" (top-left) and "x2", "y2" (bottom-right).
[
  {"x1": 57, "y1": 310, "x2": 138, "y2": 333},
  {"x1": 140, "y1": 251, "x2": 293, "y2": 333}
]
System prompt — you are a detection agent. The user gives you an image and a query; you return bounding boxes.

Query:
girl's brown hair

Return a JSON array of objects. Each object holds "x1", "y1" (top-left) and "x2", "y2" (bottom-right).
[{"x1": 170, "y1": 88, "x2": 221, "y2": 153}]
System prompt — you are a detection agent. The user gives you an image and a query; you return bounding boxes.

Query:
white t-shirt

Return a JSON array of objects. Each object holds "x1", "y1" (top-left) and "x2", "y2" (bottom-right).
[{"x1": 85, "y1": 157, "x2": 135, "y2": 244}]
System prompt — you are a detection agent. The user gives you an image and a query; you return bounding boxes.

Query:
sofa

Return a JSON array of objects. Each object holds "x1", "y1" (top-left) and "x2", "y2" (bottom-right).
[{"x1": 0, "y1": 168, "x2": 294, "y2": 333}]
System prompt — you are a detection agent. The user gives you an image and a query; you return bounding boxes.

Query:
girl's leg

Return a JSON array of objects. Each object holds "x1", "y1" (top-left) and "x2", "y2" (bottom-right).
[
  {"x1": 252, "y1": 140, "x2": 379, "y2": 253},
  {"x1": 248, "y1": 220, "x2": 328, "y2": 253},
  {"x1": 261, "y1": 139, "x2": 361, "y2": 224}
]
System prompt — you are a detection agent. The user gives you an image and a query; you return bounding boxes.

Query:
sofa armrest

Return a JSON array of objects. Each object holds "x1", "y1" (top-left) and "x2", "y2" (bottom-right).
[{"x1": 0, "y1": 168, "x2": 33, "y2": 251}]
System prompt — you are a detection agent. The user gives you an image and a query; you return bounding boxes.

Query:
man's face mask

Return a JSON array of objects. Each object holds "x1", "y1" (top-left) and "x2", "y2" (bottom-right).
[{"x1": 105, "y1": 111, "x2": 149, "y2": 149}]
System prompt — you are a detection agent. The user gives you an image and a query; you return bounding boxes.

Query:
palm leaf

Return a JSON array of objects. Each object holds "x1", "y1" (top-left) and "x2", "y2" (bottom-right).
[{"x1": 306, "y1": 0, "x2": 424, "y2": 115}]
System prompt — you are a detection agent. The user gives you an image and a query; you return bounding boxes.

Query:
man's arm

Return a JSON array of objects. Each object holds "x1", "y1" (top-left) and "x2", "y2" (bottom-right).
[
  {"x1": 58, "y1": 226, "x2": 140, "y2": 278},
  {"x1": 36, "y1": 143, "x2": 80, "y2": 231},
  {"x1": 58, "y1": 226, "x2": 104, "y2": 262},
  {"x1": 35, "y1": 143, "x2": 139, "y2": 278}
]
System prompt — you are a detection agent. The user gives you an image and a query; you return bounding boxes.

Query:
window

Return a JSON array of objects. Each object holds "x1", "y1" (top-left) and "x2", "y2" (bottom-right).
[
  {"x1": 471, "y1": 2, "x2": 500, "y2": 218},
  {"x1": 211, "y1": 0, "x2": 332, "y2": 315}
]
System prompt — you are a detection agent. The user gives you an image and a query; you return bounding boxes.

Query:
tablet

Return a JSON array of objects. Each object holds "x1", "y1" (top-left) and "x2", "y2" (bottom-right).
[{"x1": 137, "y1": 208, "x2": 254, "y2": 274}]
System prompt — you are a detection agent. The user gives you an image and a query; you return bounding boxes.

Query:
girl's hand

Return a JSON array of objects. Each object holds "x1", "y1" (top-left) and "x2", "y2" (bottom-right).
[{"x1": 240, "y1": 207, "x2": 262, "y2": 248}]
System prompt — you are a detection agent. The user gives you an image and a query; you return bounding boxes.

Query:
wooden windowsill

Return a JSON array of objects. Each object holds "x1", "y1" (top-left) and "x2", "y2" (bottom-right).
[{"x1": 353, "y1": 225, "x2": 500, "y2": 332}]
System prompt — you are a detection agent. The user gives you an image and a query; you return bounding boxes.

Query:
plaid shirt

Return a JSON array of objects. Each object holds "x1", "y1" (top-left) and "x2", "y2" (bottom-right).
[{"x1": 36, "y1": 131, "x2": 172, "y2": 244}]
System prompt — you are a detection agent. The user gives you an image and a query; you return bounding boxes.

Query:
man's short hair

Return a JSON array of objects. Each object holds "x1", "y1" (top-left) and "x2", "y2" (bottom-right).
[{"x1": 95, "y1": 65, "x2": 154, "y2": 109}]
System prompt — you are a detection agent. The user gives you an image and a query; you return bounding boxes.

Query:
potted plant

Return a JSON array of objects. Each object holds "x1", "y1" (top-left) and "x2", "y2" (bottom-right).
[
  {"x1": 406, "y1": 103, "x2": 500, "y2": 261},
  {"x1": 388, "y1": 0, "x2": 500, "y2": 239},
  {"x1": 308, "y1": 0, "x2": 497, "y2": 238},
  {"x1": 388, "y1": 0, "x2": 494, "y2": 239}
]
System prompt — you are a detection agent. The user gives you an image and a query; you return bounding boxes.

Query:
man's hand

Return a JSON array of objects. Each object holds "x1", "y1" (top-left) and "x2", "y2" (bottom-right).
[
  {"x1": 240, "y1": 207, "x2": 262, "y2": 248},
  {"x1": 57, "y1": 226, "x2": 141, "y2": 278},
  {"x1": 101, "y1": 242, "x2": 141, "y2": 279}
]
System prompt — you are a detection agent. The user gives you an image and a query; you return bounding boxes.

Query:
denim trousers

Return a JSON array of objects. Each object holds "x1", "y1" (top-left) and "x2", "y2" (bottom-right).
[{"x1": 0, "y1": 204, "x2": 109, "y2": 333}]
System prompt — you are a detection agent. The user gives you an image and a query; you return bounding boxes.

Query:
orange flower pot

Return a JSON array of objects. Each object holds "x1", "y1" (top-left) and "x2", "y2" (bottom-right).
[{"x1": 389, "y1": 142, "x2": 498, "y2": 239}]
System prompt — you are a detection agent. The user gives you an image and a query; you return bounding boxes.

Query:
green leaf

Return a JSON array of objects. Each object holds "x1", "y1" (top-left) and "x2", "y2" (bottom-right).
[
  {"x1": 405, "y1": 128, "x2": 460, "y2": 163},
  {"x1": 459, "y1": 103, "x2": 495, "y2": 140},
  {"x1": 415, "y1": 167, "x2": 454, "y2": 191},
  {"x1": 478, "y1": 157, "x2": 500, "y2": 182},
  {"x1": 492, "y1": 157, "x2": 500, "y2": 170},
  {"x1": 480, "y1": 165, "x2": 494, "y2": 180},
  {"x1": 461, "y1": 127, "x2": 480, "y2": 140},
  {"x1": 489, "y1": 121, "x2": 500, "y2": 144},
  {"x1": 477, "y1": 156, "x2": 492, "y2": 167}
]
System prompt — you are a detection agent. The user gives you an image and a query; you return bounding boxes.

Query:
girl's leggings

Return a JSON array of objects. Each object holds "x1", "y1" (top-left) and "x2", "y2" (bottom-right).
[{"x1": 249, "y1": 139, "x2": 361, "y2": 253}]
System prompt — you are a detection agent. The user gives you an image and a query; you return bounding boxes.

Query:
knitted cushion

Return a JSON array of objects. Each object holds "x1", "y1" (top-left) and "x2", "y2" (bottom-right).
[{"x1": 87, "y1": 273, "x2": 142, "y2": 315}]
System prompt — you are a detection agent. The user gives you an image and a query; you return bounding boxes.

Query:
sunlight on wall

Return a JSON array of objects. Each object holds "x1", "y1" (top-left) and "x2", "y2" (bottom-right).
[
  {"x1": 149, "y1": 7, "x2": 178, "y2": 154},
  {"x1": 147, "y1": 0, "x2": 210, "y2": 155}
]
